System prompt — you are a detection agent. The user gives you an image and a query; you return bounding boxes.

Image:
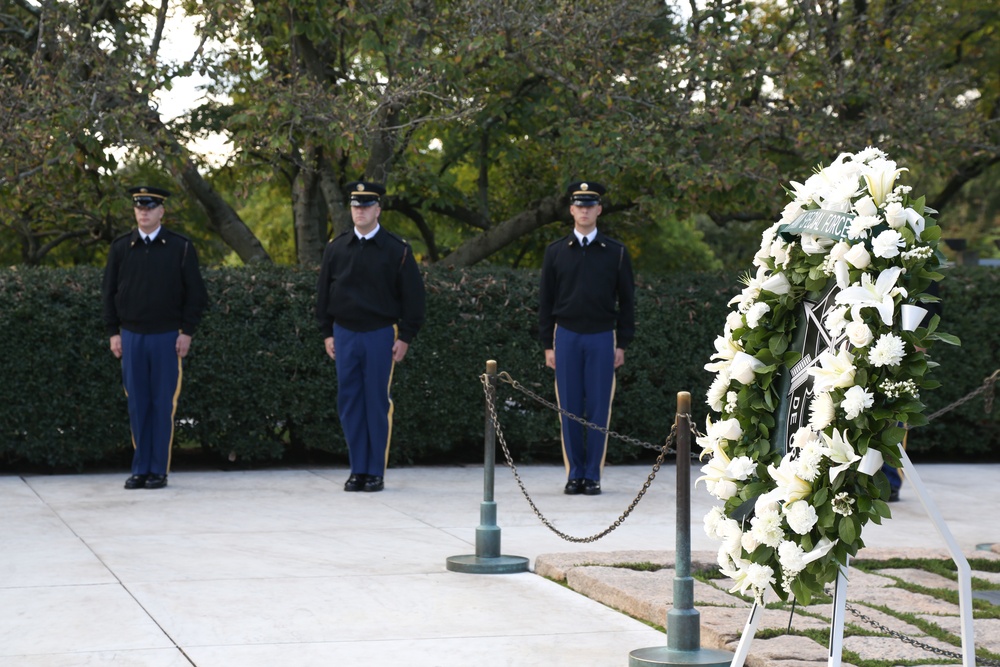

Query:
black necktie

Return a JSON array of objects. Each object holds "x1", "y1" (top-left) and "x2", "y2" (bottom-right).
[
  {"x1": 143, "y1": 236, "x2": 151, "y2": 245},
  {"x1": 581, "y1": 237, "x2": 589, "y2": 247}
]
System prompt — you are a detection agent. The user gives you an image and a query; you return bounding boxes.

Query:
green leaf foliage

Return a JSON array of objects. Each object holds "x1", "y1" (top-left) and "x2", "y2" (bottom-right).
[{"x1": 0, "y1": 265, "x2": 995, "y2": 470}]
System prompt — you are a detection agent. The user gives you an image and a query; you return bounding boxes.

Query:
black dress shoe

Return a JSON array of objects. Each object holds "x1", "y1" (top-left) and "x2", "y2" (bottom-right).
[
  {"x1": 124, "y1": 474, "x2": 147, "y2": 490},
  {"x1": 362, "y1": 476, "x2": 384, "y2": 492},
  {"x1": 564, "y1": 479, "x2": 583, "y2": 495},
  {"x1": 582, "y1": 479, "x2": 602, "y2": 496},
  {"x1": 888, "y1": 488, "x2": 900, "y2": 502},
  {"x1": 344, "y1": 474, "x2": 367, "y2": 492},
  {"x1": 144, "y1": 474, "x2": 168, "y2": 489}
]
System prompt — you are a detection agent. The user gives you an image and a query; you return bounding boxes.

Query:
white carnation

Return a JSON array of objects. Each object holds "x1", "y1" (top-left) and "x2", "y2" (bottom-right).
[
  {"x1": 778, "y1": 541, "x2": 808, "y2": 574},
  {"x1": 784, "y1": 500, "x2": 818, "y2": 535},
  {"x1": 750, "y1": 509, "x2": 784, "y2": 548},
  {"x1": 868, "y1": 333, "x2": 906, "y2": 368},
  {"x1": 847, "y1": 215, "x2": 879, "y2": 240},
  {"x1": 841, "y1": 385, "x2": 875, "y2": 420},
  {"x1": 871, "y1": 229, "x2": 905, "y2": 258}
]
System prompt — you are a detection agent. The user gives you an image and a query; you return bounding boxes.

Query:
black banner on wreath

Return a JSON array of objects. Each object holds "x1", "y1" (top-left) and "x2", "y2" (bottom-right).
[{"x1": 772, "y1": 209, "x2": 854, "y2": 456}]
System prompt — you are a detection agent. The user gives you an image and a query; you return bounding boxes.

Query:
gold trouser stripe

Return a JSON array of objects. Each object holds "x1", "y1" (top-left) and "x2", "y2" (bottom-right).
[
  {"x1": 384, "y1": 324, "x2": 398, "y2": 470},
  {"x1": 553, "y1": 325, "x2": 571, "y2": 476},
  {"x1": 597, "y1": 332, "x2": 617, "y2": 476},
  {"x1": 167, "y1": 352, "x2": 183, "y2": 473}
]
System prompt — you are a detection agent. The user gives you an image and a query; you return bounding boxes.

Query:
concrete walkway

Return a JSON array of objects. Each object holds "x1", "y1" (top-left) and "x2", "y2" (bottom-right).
[{"x1": 1, "y1": 463, "x2": 998, "y2": 666}]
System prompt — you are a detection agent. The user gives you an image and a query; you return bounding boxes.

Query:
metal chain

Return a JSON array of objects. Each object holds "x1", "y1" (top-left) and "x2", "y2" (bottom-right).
[
  {"x1": 482, "y1": 372, "x2": 674, "y2": 543},
  {"x1": 845, "y1": 601, "x2": 1000, "y2": 666},
  {"x1": 925, "y1": 368, "x2": 999, "y2": 422},
  {"x1": 496, "y1": 370, "x2": 695, "y2": 456}
]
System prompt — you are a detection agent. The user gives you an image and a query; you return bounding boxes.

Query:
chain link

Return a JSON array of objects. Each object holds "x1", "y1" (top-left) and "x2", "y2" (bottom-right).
[
  {"x1": 845, "y1": 601, "x2": 1000, "y2": 666},
  {"x1": 925, "y1": 368, "x2": 999, "y2": 422},
  {"x1": 496, "y1": 371, "x2": 703, "y2": 457},
  {"x1": 482, "y1": 372, "x2": 678, "y2": 543}
]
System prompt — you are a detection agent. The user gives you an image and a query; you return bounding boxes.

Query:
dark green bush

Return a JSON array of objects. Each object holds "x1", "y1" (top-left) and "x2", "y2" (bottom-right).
[{"x1": 0, "y1": 264, "x2": 995, "y2": 471}]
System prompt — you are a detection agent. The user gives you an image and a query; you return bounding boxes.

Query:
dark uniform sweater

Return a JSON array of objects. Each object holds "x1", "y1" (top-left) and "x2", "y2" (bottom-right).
[
  {"x1": 315, "y1": 227, "x2": 426, "y2": 343},
  {"x1": 538, "y1": 231, "x2": 636, "y2": 349},
  {"x1": 102, "y1": 228, "x2": 208, "y2": 336}
]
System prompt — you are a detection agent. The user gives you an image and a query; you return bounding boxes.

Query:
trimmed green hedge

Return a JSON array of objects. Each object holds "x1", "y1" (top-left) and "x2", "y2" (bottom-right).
[{"x1": 1, "y1": 265, "x2": 996, "y2": 471}]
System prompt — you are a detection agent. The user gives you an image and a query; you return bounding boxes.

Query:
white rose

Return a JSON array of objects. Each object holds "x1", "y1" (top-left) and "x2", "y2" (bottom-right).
[
  {"x1": 714, "y1": 479, "x2": 739, "y2": 500},
  {"x1": 845, "y1": 320, "x2": 874, "y2": 348},
  {"x1": 853, "y1": 195, "x2": 878, "y2": 217},
  {"x1": 730, "y1": 352, "x2": 765, "y2": 385},
  {"x1": 828, "y1": 241, "x2": 851, "y2": 263},
  {"x1": 843, "y1": 243, "x2": 871, "y2": 269},
  {"x1": 883, "y1": 202, "x2": 906, "y2": 229}
]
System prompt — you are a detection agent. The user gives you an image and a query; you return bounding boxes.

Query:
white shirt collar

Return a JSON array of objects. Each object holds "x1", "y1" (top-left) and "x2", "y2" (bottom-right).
[
  {"x1": 142, "y1": 226, "x2": 162, "y2": 242},
  {"x1": 354, "y1": 223, "x2": 380, "y2": 241},
  {"x1": 573, "y1": 229, "x2": 597, "y2": 245}
]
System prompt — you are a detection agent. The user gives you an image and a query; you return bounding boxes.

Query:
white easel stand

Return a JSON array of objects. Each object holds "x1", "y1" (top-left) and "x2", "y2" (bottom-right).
[{"x1": 729, "y1": 443, "x2": 978, "y2": 667}]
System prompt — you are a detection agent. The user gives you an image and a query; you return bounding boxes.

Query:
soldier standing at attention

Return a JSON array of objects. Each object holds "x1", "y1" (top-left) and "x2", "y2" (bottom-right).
[
  {"x1": 316, "y1": 181, "x2": 426, "y2": 493},
  {"x1": 538, "y1": 181, "x2": 636, "y2": 496},
  {"x1": 102, "y1": 186, "x2": 208, "y2": 490}
]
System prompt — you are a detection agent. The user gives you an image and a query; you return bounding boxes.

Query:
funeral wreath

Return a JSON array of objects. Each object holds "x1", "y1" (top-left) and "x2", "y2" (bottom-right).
[{"x1": 698, "y1": 147, "x2": 959, "y2": 605}]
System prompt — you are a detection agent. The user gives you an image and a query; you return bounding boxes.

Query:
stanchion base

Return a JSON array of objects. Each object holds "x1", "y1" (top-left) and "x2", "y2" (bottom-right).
[
  {"x1": 445, "y1": 554, "x2": 530, "y2": 574},
  {"x1": 629, "y1": 646, "x2": 734, "y2": 667}
]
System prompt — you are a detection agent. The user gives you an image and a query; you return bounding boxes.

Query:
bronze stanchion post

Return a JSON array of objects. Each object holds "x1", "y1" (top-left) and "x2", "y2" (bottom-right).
[
  {"x1": 446, "y1": 360, "x2": 528, "y2": 574},
  {"x1": 629, "y1": 391, "x2": 734, "y2": 666}
]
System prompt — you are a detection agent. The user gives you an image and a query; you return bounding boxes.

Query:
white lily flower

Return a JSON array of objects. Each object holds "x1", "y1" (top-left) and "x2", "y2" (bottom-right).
[
  {"x1": 835, "y1": 267, "x2": 907, "y2": 326},
  {"x1": 820, "y1": 429, "x2": 860, "y2": 482},
  {"x1": 862, "y1": 158, "x2": 908, "y2": 206},
  {"x1": 807, "y1": 344, "x2": 856, "y2": 394},
  {"x1": 768, "y1": 453, "x2": 812, "y2": 503}
]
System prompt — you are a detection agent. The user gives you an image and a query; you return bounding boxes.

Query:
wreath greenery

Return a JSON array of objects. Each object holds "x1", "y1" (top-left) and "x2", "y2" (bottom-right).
[{"x1": 698, "y1": 147, "x2": 959, "y2": 605}]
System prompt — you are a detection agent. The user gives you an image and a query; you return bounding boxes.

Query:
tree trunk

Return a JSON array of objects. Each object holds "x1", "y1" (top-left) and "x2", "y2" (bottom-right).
[
  {"x1": 148, "y1": 116, "x2": 272, "y2": 264},
  {"x1": 178, "y1": 160, "x2": 272, "y2": 264},
  {"x1": 292, "y1": 160, "x2": 327, "y2": 267},
  {"x1": 441, "y1": 195, "x2": 566, "y2": 267}
]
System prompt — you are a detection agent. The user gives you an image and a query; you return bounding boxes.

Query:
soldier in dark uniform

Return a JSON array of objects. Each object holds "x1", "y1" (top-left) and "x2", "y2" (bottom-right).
[
  {"x1": 316, "y1": 181, "x2": 426, "y2": 493},
  {"x1": 102, "y1": 186, "x2": 208, "y2": 490},
  {"x1": 538, "y1": 181, "x2": 636, "y2": 496}
]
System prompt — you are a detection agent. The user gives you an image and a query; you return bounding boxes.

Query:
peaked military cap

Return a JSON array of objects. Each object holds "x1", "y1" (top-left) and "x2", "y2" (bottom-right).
[
  {"x1": 345, "y1": 180, "x2": 386, "y2": 207},
  {"x1": 566, "y1": 181, "x2": 606, "y2": 207},
  {"x1": 128, "y1": 186, "x2": 171, "y2": 209}
]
